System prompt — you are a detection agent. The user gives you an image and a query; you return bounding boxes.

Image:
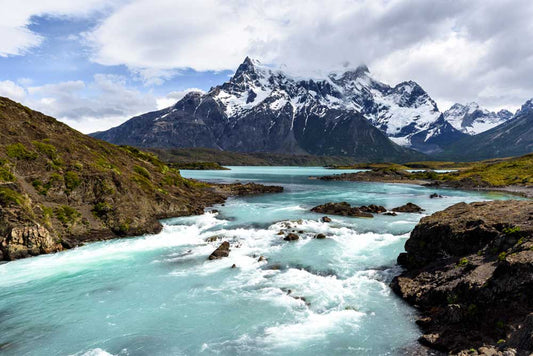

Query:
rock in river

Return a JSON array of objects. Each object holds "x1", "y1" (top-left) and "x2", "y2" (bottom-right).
[
  {"x1": 311, "y1": 202, "x2": 373, "y2": 218},
  {"x1": 392, "y1": 202, "x2": 423, "y2": 213},
  {"x1": 208, "y1": 241, "x2": 230, "y2": 260}
]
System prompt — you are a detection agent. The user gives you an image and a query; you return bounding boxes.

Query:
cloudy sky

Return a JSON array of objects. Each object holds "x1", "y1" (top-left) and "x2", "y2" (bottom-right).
[{"x1": 0, "y1": 0, "x2": 532, "y2": 133}]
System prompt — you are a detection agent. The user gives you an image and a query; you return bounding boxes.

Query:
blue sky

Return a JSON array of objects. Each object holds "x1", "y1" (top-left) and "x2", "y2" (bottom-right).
[{"x1": 1, "y1": 0, "x2": 532, "y2": 133}]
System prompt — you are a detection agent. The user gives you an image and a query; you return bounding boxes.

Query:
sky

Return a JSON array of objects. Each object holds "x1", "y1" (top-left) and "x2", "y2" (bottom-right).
[{"x1": 0, "y1": 0, "x2": 532, "y2": 134}]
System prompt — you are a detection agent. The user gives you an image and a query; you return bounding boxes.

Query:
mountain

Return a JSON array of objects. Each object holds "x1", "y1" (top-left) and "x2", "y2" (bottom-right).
[
  {"x1": 0, "y1": 97, "x2": 239, "y2": 261},
  {"x1": 93, "y1": 57, "x2": 474, "y2": 160},
  {"x1": 438, "y1": 99, "x2": 533, "y2": 161},
  {"x1": 443, "y1": 102, "x2": 513, "y2": 135}
]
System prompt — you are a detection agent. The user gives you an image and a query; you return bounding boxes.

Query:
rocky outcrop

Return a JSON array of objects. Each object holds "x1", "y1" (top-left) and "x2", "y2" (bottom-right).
[
  {"x1": 311, "y1": 202, "x2": 373, "y2": 218},
  {"x1": 208, "y1": 241, "x2": 230, "y2": 260},
  {"x1": 1, "y1": 224, "x2": 61, "y2": 260},
  {"x1": 392, "y1": 202, "x2": 424, "y2": 213},
  {"x1": 210, "y1": 182, "x2": 283, "y2": 196},
  {"x1": 391, "y1": 200, "x2": 533, "y2": 355},
  {"x1": 319, "y1": 168, "x2": 416, "y2": 183}
]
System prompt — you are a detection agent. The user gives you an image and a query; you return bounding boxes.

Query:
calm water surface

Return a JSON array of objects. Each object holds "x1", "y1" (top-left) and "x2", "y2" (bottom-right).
[{"x1": 0, "y1": 166, "x2": 513, "y2": 355}]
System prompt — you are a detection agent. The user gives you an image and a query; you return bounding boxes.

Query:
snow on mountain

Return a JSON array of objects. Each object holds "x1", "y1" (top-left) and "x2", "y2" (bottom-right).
[
  {"x1": 443, "y1": 102, "x2": 513, "y2": 135},
  {"x1": 207, "y1": 57, "x2": 455, "y2": 152}
]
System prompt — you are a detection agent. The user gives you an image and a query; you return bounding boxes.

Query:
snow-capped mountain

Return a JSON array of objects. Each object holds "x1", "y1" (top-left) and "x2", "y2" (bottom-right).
[
  {"x1": 443, "y1": 102, "x2": 513, "y2": 135},
  {"x1": 92, "y1": 57, "x2": 466, "y2": 158},
  {"x1": 439, "y1": 98, "x2": 533, "y2": 161}
]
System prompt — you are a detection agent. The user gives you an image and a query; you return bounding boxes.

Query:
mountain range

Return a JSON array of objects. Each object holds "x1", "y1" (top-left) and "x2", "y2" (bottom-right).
[
  {"x1": 92, "y1": 57, "x2": 531, "y2": 161},
  {"x1": 438, "y1": 99, "x2": 533, "y2": 161}
]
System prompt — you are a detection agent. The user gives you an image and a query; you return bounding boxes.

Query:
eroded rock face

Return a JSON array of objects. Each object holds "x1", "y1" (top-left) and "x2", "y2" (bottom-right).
[
  {"x1": 391, "y1": 200, "x2": 533, "y2": 354},
  {"x1": 1, "y1": 224, "x2": 62, "y2": 260}
]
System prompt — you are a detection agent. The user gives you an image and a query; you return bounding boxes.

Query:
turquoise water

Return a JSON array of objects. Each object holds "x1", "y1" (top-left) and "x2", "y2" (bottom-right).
[{"x1": 0, "y1": 167, "x2": 513, "y2": 356}]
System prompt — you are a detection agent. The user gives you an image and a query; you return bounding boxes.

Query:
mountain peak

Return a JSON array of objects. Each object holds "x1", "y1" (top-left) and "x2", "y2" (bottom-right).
[
  {"x1": 516, "y1": 98, "x2": 533, "y2": 116},
  {"x1": 338, "y1": 64, "x2": 370, "y2": 81}
]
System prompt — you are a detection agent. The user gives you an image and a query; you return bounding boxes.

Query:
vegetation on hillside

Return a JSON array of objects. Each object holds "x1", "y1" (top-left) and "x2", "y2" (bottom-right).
[{"x1": 149, "y1": 147, "x2": 359, "y2": 167}]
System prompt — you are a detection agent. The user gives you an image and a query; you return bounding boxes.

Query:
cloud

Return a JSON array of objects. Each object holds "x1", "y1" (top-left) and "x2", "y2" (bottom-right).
[
  {"x1": 0, "y1": 80, "x2": 27, "y2": 101},
  {"x1": 3, "y1": 0, "x2": 533, "y2": 113},
  {"x1": 16, "y1": 74, "x2": 156, "y2": 133},
  {"x1": 0, "y1": 0, "x2": 115, "y2": 57},
  {"x1": 84, "y1": 0, "x2": 533, "y2": 110}
]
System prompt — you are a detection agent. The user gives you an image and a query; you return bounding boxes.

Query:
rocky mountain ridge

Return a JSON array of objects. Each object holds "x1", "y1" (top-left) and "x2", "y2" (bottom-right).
[
  {"x1": 92, "y1": 57, "x2": 464, "y2": 158},
  {"x1": 443, "y1": 102, "x2": 514, "y2": 135}
]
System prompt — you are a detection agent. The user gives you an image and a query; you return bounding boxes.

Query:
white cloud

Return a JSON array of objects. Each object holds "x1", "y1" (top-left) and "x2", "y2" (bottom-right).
[
  {"x1": 0, "y1": 0, "x2": 116, "y2": 56},
  {"x1": 5, "y1": 74, "x2": 157, "y2": 133},
  {"x1": 3, "y1": 0, "x2": 533, "y2": 113},
  {"x1": 84, "y1": 0, "x2": 533, "y2": 110},
  {"x1": 0, "y1": 80, "x2": 27, "y2": 101}
]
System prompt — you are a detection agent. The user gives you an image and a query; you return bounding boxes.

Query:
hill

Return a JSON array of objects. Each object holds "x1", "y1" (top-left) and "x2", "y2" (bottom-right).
[{"x1": 0, "y1": 97, "x2": 278, "y2": 261}]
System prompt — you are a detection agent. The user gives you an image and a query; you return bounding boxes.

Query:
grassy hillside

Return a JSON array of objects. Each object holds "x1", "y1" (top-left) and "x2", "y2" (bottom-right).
[
  {"x1": 441, "y1": 153, "x2": 533, "y2": 186},
  {"x1": 0, "y1": 97, "x2": 224, "y2": 261}
]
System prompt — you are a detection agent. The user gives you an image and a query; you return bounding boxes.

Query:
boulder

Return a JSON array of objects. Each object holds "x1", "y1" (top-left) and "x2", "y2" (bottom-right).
[
  {"x1": 284, "y1": 233, "x2": 299, "y2": 241},
  {"x1": 392, "y1": 202, "x2": 424, "y2": 213},
  {"x1": 321, "y1": 216, "x2": 332, "y2": 223},
  {"x1": 311, "y1": 202, "x2": 373, "y2": 218},
  {"x1": 208, "y1": 241, "x2": 230, "y2": 260},
  {"x1": 315, "y1": 233, "x2": 326, "y2": 239},
  {"x1": 430, "y1": 193, "x2": 443, "y2": 199}
]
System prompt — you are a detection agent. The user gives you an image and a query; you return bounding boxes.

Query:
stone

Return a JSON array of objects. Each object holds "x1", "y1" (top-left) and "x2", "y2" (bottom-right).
[
  {"x1": 315, "y1": 233, "x2": 326, "y2": 239},
  {"x1": 321, "y1": 216, "x2": 332, "y2": 223},
  {"x1": 392, "y1": 202, "x2": 424, "y2": 213},
  {"x1": 311, "y1": 202, "x2": 373, "y2": 218},
  {"x1": 208, "y1": 241, "x2": 230, "y2": 260},
  {"x1": 284, "y1": 233, "x2": 299, "y2": 241}
]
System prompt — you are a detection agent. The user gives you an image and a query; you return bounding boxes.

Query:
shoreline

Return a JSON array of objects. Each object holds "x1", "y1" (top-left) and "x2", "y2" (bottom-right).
[{"x1": 313, "y1": 172, "x2": 533, "y2": 199}]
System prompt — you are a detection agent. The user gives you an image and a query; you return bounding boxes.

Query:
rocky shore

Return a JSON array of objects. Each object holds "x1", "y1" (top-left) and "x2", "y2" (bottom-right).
[{"x1": 391, "y1": 200, "x2": 533, "y2": 355}]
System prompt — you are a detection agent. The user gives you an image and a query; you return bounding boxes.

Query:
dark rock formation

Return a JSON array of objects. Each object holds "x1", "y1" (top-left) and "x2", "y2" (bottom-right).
[
  {"x1": 430, "y1": 193, "x2": 443, "y2": 199},
  {"x1": 359, "y1": 204, "x2": 387, "y2": 214},
  {"x1": 392, "y1": 202, "x2": 424, "y2": 213},
  {"x1": 391, "y1": 200, "x2": 533, "y2": 354},
  {"x1": 310, "y1": 202, "x2": 373, "y2": 218},
  {"x1": 208, "y1": 241, "x2": 230, "y2": 260},
  {"x1": 284, "y1": 233, "x2": 300, "y2": 241},
  {"x1": 315, "y1": 233, "x2": 326, "y2": 239},
  {"x1": 321, "y1": 216, "x2": 332, "y2": 223}
]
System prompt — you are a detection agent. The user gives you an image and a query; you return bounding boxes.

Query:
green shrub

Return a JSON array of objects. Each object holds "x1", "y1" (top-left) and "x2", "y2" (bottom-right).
[
  {"x1": 0, "y1": 187, "x2": 24, "y2": 206},
  {"x1": 133, "y1": 165, "x2": 151, "y2": 179},
  {"x1": 0, "y1": 161, "x2": 15, "y2": 182},
  {"x1": 502, "y1": 226, "x2": 521, "y2": 236},
  {"x1": 92, "y1": 202, "x2": 113, "y2": 219},
  {"x1": 32, "y1": 140, "x2": 58, "y2": 159},
  {"x1": 54, "y1": 205, "x2": 81, "y2": 225},
  {"x1": 498, "y1": 252, "x2": 507, "y2": 261},
  {"x1": 457, "y1": 257, "x2": 469, "y2": 267},
  {"x1": 64, "y1": 171, "x2": 81, "y2": 191},
  {"x1": 6, "y1": 143, "x2": 37, "y2": 160}
]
